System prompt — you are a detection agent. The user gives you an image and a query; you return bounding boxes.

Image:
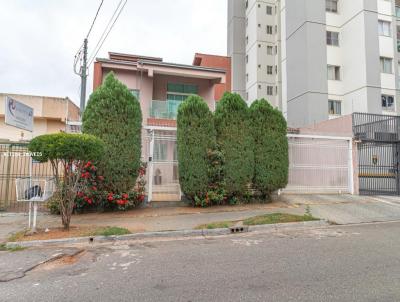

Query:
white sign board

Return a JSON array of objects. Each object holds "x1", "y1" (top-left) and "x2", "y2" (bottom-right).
[{"x1": 5, "y1": 96, "x2": 34, "y2": 132}]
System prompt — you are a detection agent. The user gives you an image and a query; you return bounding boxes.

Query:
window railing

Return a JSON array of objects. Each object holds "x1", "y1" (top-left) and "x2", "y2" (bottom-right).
[{"x1": 150, "y1": 100, "x2": 184, "y2": 120}]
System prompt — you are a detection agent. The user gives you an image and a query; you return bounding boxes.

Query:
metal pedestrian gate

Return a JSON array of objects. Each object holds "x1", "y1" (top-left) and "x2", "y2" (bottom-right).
[{"x1": 353, "y1": 113, "x2": 400, "y2": 195}]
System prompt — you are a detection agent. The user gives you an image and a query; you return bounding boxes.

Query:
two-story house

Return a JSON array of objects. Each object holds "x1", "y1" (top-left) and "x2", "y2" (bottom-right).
[{"x1": 93, "y1": 52, "x2": 228, "y2": 202}]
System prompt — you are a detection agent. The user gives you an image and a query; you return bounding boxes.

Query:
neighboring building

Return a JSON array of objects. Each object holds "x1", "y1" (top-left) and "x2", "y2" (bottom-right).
[
  {"x1": 192, "y1": 53, "x2": 231, "y2": 100},
  {"x1": 0, "y1": 93, "x2": 80, "y2": 141},
  {"x1": 93, "y1": 52, "x2": 227, "y2": 201},
  {"x1": 228, "y1": 0, "x2": 400, "y2": 127}
]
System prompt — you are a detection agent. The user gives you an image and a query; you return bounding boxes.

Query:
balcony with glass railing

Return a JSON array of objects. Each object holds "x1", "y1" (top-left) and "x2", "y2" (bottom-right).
[{"x1": 150, "y1": 100, "x2": 184, "y2": 120}]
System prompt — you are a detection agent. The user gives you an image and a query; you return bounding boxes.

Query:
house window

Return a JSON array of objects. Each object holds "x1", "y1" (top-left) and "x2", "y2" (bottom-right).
[
  {"x1": 380, "y1": 57, "x2": 393, "y2": 73},
  {"x1": 266, "y1": 6, "x2": 272, "y2": 15},
  {"x1": 266, "y1": 26, "x2": 273, "y2": 35},
  {"x1": 267, "y1": 46, "x2": 273, "y2": 55},
  {"x1": 327, "y1": 65, "x2": 341, "y2": 80},
  {"x1": 130, "y1": 89, "x2": 140, "y2": 100},
  {"x1": 328, "y1": 100, "x2": 341, "y2": 115},
  {"x1": 167, "y1": 83, "x2": 198, "y2": 94},
  {"x1": 267, "y1": 86, "x2": 273, "y2": 95},
  {"x1": 154, "y1": 142, "x2": 167, "y2": 161},
  {"x1": 326, "y1": 0, "x2": 338, "y2": 13},
  {"x1": 267, "y1": 66, "x2": 273, "y2": 75},
  {"x1": 382, "y1": 94, "x2": 395, "y2": 110},
  {"x1": 378, "y1": 20, "x2": 391, "y2": 37},
  {"x1": 326, "y1": 31, "x2": 339, "y2": 46}
]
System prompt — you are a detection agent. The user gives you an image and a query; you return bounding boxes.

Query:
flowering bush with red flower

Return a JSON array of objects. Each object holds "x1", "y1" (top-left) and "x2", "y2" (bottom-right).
[{"x1": 73, "y1": 161, "x2": 147, "y2": 212}]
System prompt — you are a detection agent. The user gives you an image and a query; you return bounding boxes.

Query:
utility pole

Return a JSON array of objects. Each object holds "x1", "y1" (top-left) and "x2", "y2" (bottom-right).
[{"x1": 79, "y1": 38, "x2": 88, "y2": 118}]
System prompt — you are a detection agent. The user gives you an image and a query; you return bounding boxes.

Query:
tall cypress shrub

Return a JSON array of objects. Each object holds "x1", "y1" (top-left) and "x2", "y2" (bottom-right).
[
  {"x1": 177, "y1": 95, "x2": 216, "y2": 201},
  {"x1": 249, "y1": 99, "x2": 288, "y2": 195},
  {"x1": 82, "y1": 72, "x2": 142, "y2": 193},
  {"x1": 214, "y1": 92, "x2": 254, "y2": 197}
]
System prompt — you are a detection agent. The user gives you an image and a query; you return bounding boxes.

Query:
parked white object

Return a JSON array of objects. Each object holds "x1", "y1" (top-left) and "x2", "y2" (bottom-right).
[{"x1": 15, "y1": 177, "x2": 56, "y2": 232}]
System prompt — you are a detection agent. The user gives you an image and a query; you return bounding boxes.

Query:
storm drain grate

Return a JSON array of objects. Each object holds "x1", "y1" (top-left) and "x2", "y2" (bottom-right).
[{"x1": 229, "y1": 226, "x2": 248, "y2": 233}]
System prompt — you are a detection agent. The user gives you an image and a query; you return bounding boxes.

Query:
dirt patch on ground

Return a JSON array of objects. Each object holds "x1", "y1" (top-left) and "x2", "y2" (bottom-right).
[
  {"x1": 12, "y1": 226, "x2": 99, "y2": 242},
  {"x1": 31, "y1": 250, "x2": 86, "y2": 272}
]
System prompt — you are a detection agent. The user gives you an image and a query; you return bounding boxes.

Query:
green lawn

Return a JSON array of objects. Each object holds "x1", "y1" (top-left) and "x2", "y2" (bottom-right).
[
  {"x1": 243, "y1": 213, "x2": 318, "y2": 226},
  {"x1": 195, "y1": 213, "x2": 318, "y2": 230},
  {"x1": 195, "y1": 221, "x2": 236, "y2": 230},
  {"x1": 89, "y1": 226, "x2": 131, "y2": 236},
  {"x1": 0, "y1": 243, "x2": 25, "y2": 252}
]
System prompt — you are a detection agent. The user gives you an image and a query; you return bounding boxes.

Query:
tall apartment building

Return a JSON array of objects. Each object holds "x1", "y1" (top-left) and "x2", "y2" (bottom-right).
[{"x1": 228, "y1": 0, "x2": 400, "y2": 127}]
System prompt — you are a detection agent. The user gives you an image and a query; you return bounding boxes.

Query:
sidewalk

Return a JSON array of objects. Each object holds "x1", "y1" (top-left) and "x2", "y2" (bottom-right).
[
  {"x1": 1, "y1": 200, "x2": 305, "y2": 242},
  {"x1": 5, "y1": 193, "x2": 400, "y2": 243}
]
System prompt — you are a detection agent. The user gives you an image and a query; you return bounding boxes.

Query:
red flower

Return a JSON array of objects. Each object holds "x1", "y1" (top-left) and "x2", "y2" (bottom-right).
[
  {"x1": 92, "y1": 186, "x2": 97, "y2": 191},
  {"x1": 87, "y1": 198, "x2": 93, "y2": 205},
  {"x1": 107, "y1": 193, "x2": 114, "y2": 202},
  {"x1": 122, "y1": 193, "x2": 128, "y2": 199},
  {"x1": 138, "y1": 194, "x2": 145, "y2": 202},
  {"x1": 98, "y1": 175, "x2": 104, "y2": 181},
  {"x1": 77, "y1": 191, "x2": 84, "y2": 198}
]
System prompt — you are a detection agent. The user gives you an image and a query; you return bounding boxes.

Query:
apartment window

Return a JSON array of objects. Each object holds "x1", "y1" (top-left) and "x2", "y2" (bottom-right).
[
  {"x1": 275, "y1": 65, "x2": 278, "y2": 74},
  {"x1": 246, "y1": 73, "x2": 249, "y2": 82},
  {"x1": 246, "y1": 55, "x2": 248, "y2": 64},
  {"x1": 246, "y1": 36, "x2": 248, "y2": 45},
  {"x1": 328, "y1": 100, "x2": 341, "y2": 115},
  {"x1": 258, "y1": 23, "x2": 261, "y2": 28},
  {"x1": 380, "y1": 57, "x2": 393, "y2": 73},
  {"x1": 246, "y1": 18, "x2": 248, "y2": 27},
  {"x1": 327, "y1": 65, "x2": 341, "y2": 80},
  {"x1": 267, "y1": 46, "x2": 273, "y2": 55},
  {"x1": 258, "y1": 84, "x2": 262, "y2": 89},
  {"x1": 266, "y1": 25, "x2": 273, "y2": 35},
  {"x1": 326, "y1": 31, "x2": 339, "y2": 46},
  {"x1": 267, "y1": 66, "x2": 273, "y2": 75},
  {"x1": 382, "y1": 94, "x2": 395, "y2": 110},
  {"x1": 326, "y1": 0, "x2": 338, "y2": 13},
  {"x1": 378, "y1": 20, "x2": 391, "y2": 37},
  {"x1": 267, "y1": 86, "x2": 274, "y2": 95},
  {"x1": 266, "y1": 6, "x2": 272, "y2": 15},
  {"x1": 245, "y1": 0, "x2": 248, "y2": 9},
  {"x1": 275, "y1": 25, "x2": 278, "y2": 34}
]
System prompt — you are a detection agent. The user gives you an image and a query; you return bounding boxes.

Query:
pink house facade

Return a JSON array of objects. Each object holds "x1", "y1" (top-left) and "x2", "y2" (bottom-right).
[{"x1": 93, "y1": 52, "x2": 226, "y2": 202}]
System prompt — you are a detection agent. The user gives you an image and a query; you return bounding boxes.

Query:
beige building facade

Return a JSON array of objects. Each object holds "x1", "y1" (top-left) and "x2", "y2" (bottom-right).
[{"x1": 0, "y1": 93, "x2": 80, "y2": 142}]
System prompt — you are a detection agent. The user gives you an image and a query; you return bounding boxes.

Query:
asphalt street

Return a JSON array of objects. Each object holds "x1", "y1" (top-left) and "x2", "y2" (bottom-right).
[{"x1": 1, "y1": 222, "x2": 400, "y2": 301}]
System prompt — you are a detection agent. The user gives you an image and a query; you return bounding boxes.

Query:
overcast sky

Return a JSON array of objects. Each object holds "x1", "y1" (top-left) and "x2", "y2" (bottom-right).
[{"x1": 0, "y1": 0, "x2": 227, "y2": 106}]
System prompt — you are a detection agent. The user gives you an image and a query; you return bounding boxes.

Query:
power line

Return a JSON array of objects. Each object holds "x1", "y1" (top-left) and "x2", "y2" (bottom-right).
[
  {"x1": 86, "y1": 0, "x2": 104, "y2": 39},
  {"x1": 87, "y1": 0, "x2": 125, "y2": 65},
  {"x1": 87, "y1": 0, "x2": 127, "y2": 68}
]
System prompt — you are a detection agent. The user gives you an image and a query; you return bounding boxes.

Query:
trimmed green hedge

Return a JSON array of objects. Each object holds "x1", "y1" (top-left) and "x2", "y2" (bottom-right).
[
  {"x1": 249, "y1": 99, "x2": 288, "y2": 195},
  {"x1": 214, "y1": 92, "x2": 254, "y2": 197},
  {"x1": 177, "y1": 95, "x2": 216, "y2": 200},
  {"x1": 82, "y1": 72, "x2": 142, "y2": 193}
]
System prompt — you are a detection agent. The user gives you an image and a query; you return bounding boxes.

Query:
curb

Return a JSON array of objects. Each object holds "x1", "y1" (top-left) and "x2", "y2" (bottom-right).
[{"x1": 6, "y1": 220, "x2": 328, "y2": 248}]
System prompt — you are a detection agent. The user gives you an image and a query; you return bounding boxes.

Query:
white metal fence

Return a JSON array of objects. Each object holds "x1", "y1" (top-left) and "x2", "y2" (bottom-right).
[{"x1": 284, "y1": 134, "x2": 353, "y2": 194}]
